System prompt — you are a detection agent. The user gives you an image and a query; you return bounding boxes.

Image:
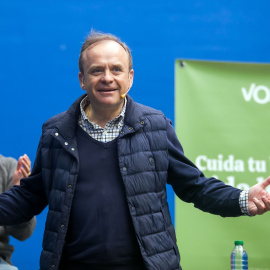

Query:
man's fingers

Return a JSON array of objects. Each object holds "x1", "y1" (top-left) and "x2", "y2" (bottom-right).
[
  {"x1": 21, "y1": 167, "x2": 31, "y2": 177},
  {"x1": 15, "y1": 155, "x2": 31, "y2": 179},
  {"x1": 23, "y1": 154, "x2": 31, "y2": 165},
  {"x1": 260, "y1": 176, "x2": 270, "y2": 189},
  {"x1": 16, "y1": 156, "x2": 23, "y2": 169},
  {"x1": 262, "y1": 196, "x2": 270, "y2": 210},
  {"x1": 22, "y1": 159, "x2": 31, "y2": 172},
  {"x1": 20, "y1": 155, "x2": 31, "y2": 175},
  {"x1": 253, "y1": 197, "x2": 267, "y2": 215}
]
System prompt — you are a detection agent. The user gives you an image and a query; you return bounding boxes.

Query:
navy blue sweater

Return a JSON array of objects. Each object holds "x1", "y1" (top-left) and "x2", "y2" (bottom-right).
[{"x1": 61, "y1": 126, "x2": 144, "y2": 267}]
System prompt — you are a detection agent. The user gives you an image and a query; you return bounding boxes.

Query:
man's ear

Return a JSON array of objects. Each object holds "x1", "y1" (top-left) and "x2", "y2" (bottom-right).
[
  {"x1": 128, "y1": 69, "x2": 134, "y2": 89},
  {"x1": 79, "y1": 72, "x2": 85, "y2": 90}
]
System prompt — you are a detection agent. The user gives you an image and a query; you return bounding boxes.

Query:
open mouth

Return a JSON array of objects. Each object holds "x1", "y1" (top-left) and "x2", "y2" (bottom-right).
[{"x1": 98, "y1": 89, "x2": 117, "y2": 92}]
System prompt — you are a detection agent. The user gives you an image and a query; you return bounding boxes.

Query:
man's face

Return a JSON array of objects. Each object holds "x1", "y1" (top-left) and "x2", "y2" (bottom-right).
[{"x1": 79, "y1": 40, "x2": 134, "y2": 111}]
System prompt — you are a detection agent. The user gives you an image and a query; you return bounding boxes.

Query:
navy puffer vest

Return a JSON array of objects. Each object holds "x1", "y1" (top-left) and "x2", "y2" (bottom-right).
[{"x1": 37, "y1": 94, "x2": 180, "y2": 269}]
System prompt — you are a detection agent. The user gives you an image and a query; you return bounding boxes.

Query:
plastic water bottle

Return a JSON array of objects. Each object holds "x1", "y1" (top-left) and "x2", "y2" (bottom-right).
[{"x1": 231, "y1": 240, "x2": 248, "y2": 270}]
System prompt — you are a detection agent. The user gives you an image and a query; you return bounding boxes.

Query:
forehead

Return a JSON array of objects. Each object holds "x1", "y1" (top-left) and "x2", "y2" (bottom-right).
[{"x1": 83, "y1": 40, "x2": 129, "y2": 65}]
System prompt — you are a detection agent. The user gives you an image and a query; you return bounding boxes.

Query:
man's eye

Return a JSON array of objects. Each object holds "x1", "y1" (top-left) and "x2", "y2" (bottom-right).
[
  {"x1": 113, "y1": 67, "x2": 121, "y2": 72},
  {"x1": 92, "y1": 69, "x2": 102, "y2": 74}
]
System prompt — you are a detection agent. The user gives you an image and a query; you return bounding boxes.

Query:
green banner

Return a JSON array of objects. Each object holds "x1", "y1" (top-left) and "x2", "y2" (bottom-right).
[{"x1": 175, "y1": 60, "x2": 270, "y2": 270}]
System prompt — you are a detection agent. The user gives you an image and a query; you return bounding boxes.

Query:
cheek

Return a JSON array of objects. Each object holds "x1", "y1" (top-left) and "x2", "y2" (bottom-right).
[{"x1": 84, "y1": 78, "x2": 97, "y2": 88}]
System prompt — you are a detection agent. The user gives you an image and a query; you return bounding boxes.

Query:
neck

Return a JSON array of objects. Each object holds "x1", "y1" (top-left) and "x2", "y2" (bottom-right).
[{"x1": 85, "y1": 103, "x2": 123, "y2": 128}]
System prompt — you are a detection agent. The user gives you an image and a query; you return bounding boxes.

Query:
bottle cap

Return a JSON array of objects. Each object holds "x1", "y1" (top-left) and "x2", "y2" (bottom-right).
[{"x1": 235, "y1": 240, "x2": 244, "y2": 245}]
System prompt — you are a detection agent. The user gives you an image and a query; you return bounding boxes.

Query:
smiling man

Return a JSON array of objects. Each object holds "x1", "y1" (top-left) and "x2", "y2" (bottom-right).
[
  {"x1": 78, "y1": 39, "x2": 134, "y2": 128},
  {"x1": 0, "y1": 30, "x2": 270, "y2": 270}
]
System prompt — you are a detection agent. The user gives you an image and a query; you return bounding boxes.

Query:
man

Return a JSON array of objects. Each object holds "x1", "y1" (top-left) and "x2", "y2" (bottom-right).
[
  {"x1": 0, "y1": 154, "x2": 36, "y2": 270},
  {"x1": 0, "y1": 31, "x2": 270, "y2": 270}
]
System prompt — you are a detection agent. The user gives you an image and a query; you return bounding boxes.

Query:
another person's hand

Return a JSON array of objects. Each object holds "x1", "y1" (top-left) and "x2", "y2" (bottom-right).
[
  {"x1": 248, "y1": 176, "x2": 270, "y2": 216},
  {"x1": 12, "y1": 154, "x2": 31, "y2": 186}
]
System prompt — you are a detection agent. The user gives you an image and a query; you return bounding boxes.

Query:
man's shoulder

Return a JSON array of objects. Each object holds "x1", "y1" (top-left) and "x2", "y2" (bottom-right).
[
  {"x1": 42, "y1": 111, "x2": 66, "y2": 131},
  {"x1": 130, "y1": 99, "x2": 165, "y2": 117},
  {"x1": 126, "y1": 98, "x2": 168, "y2": 131},
  {"x1": 41, "y1": 94, "x2": 85, "y2": 133}
]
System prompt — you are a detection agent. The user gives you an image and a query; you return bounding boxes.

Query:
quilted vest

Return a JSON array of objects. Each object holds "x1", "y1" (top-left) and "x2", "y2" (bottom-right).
[{"x1": 38, "y1": 95, "x2": 181, "y2": 270}]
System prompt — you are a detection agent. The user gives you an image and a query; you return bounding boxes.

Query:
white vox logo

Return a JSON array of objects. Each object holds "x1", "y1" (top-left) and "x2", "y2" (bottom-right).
[{"x1": 241, "y1": 83, "x2": 270, "y2": 104}]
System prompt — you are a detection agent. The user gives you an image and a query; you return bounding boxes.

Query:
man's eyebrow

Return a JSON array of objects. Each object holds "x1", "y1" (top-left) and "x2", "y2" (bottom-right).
[
  {"x1": 89, "y1": 64, "x2": 103, "y2": 69},
  {"x1": 87, "y1": 65, "x2": 103, "y2": 73},
  {"x1": 111, "y1": 63, "x2": 126, "y2": 69}
]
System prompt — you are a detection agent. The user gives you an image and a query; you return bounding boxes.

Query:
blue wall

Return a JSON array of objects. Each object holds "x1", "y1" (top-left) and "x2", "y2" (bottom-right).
[{"x1": 0, "y1": 1, "x2": 269, "y2": 268}]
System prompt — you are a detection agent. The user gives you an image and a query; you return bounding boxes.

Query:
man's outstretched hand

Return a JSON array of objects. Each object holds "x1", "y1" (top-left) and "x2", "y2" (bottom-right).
[{"x1": 248, "y1": 176, "x2": 270, "y2": 216}]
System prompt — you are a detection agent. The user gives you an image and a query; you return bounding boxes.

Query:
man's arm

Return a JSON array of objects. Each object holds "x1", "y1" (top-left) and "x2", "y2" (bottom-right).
[
  {"x1": 166, "y1": 118, "x2": 242, "y2": 217},
  {"x1": 166, "y1": 118, "x2": 270, "y2": 217}
]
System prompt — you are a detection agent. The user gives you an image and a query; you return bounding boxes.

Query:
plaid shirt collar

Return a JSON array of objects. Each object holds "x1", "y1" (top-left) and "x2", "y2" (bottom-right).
[{"x1": 78, "y1": 96, "x2": 126, "y2": 142}]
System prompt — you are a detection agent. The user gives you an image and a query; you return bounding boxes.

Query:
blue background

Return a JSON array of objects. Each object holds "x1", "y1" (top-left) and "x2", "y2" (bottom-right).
[{"x1": 0, "y1": 1, "x2": 269, "y2": 269}]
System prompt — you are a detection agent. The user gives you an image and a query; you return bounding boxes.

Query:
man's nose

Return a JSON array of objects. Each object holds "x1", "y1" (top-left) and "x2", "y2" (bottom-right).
[{"x1": 101, "y1": 70, "x2": 113, "y2": 83}]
